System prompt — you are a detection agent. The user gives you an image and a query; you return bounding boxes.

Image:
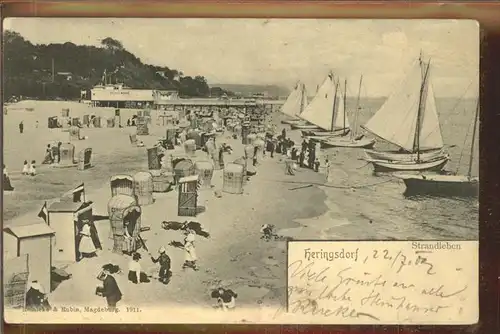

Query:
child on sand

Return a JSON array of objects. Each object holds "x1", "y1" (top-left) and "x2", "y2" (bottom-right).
[
  {"x1": 29, "y1": 160, "x2": 36, "y2": 176},
  {"x1": 22, "y1": 160, "x2": 29, "y2": 175}
]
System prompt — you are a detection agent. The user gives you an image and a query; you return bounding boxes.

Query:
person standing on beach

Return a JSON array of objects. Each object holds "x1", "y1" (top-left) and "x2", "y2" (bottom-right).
[
  {"x1": 29, "y1": 160, "x2": 36, "y2": 176},
  {"x1": 78, "y1": 220, "x2": 97, "y2": 260},
  {"x1": 150, "y1": 247, "x2": 172, "y2": 284},
  {"x1": 299, "y1": 150, "x2": 305, "y2": 167},
  {"x1": 57, "y1": 142, "x2": 63, "y2": 163},
  {"x1": 182, "y1": 230, "x2": 199, "y2": 271},
  {"x1": 43, "y1": 144, "x2": 53, "y2": 164},
  {"x1": 98, "y1": 265, "x2": 122, "y2": 310},
  {"x1": 3, "y1": 164, "x2": 14, "y2": 191},
  {"x1": 22, "y1": 160, "x2": 29, "y2": 175},
  {"x1": 35, "y1": 120, "x2": 39, "y2": 129},
  {"x1": 325, "y1": 158, "x2": 332, "y2": 182},
  {"x1": 128, "y1": 252, "x2": 150, "y2": 284},
  {"x1": 19, "y1": 121, "x2": 24, "y2": 134}
]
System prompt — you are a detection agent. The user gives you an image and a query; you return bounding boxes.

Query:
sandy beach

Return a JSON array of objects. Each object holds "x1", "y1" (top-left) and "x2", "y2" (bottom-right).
[{"x1": 3, "y1": 99, "x2": 478, "y2": 314}]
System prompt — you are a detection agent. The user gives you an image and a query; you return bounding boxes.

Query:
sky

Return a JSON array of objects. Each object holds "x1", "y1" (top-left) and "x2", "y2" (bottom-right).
[{"x1": 4, "y1": 18, "x2": 479, "y2": 97}]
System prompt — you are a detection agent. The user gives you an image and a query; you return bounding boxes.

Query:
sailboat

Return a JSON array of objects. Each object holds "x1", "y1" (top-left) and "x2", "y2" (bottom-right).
[
  {"x1": 397, "y1": 100, "x2": 479, "y2": 197},
  {"x1": 362, "y1": 55, "x2": 449, "y2": 173},
  {"x1": 320, "y1": 76, "x2": 376, "y2": 149},
  {"x1": 280, "y1": 82, "x2": 309, "y2": 125},
  {"x1": 294, "y1": 72, "x2": 351, "y2": 135}
]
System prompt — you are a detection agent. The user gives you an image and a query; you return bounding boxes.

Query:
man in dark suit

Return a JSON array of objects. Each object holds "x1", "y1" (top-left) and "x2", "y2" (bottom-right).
[{"x1": 98, "y1": 264, "x2": 122, "y2": 310}]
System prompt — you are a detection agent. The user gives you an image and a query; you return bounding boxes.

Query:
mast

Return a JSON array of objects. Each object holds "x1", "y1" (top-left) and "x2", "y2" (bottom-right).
[
  {"x1": 352, "y1": 75, "x2": 363, "y2": 140},
  {"x1": 467, "y1": 100, "x2": 479, "y2": 177},
  {"x1": 299, "y1": 83, "x2": 305, "y2": 115},
  {"x1": 330, "y1": 78, "x2": 339, "y2": 132},
  {"x1": 414, "y1": 58, "x2": 431, "y2": 162},
  {"x1": 343, "y1": 79, "x2": 347, "y2": 135}
]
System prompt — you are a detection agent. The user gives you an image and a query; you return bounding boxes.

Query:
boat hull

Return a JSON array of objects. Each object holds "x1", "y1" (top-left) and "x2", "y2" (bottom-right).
[
  {"x1": 281, "y1": 119, "x2": 302, "y2": 125},
  {"x1": 368, "y1": 156, "x2": 449, "y2": 173},
  {"x1": 399, "y1": 175, "x2": 479, "y2": 197},
  {"x1": 301, "y1": 129, "x2": 350, "y2": 137},
  {"x1": 364, "y1": 149, "x2": 444, "y2": 162},
  {"x1": 321, "y1": 138, "x2": 376, "y2": 149},
  {"x1": 290, "y1": 124, "x2": 320, "y2": 130}
]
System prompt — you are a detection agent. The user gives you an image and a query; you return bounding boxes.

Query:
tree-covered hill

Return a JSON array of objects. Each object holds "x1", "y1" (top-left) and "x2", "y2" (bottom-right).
[{"x1": 3, "y1": 31, "x2": 233, "y2": 100}]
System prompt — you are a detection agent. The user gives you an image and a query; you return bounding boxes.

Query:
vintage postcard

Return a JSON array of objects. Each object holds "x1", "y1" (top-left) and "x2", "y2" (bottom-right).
[{"x1": 2, "y1": 18, "x2": 479, "y2": 324}]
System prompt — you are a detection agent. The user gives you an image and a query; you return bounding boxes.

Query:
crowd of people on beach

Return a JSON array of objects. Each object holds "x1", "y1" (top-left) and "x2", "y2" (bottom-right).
[{"x1": 16, "y1": 106, "x2": 322, "y2": 314}]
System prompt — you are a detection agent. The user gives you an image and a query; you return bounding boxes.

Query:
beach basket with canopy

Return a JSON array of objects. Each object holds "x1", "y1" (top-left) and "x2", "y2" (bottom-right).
[
  {"x1": 48, "y1": 116, "x2": 58, "y2": 129},
  {"x1": 136, "y1": 116, "x2": 149, "y2": 135},
  {"x1": 60, "y1": 116, "x2": 71, "y2": 129},
  {"x1": 107, "y1": 194, "x2": 141, "y2": 254},
  {"x1": 223, "y1": 163, "x2": 244, "y2": 194},
  {"x1": 150, "y1": 170, "x2": 173, "y2": 193},
  {"x1": 61, "y1": 108, "x2": 70, "y2": 117},
  {"x1": 165, "y1": 126, "x2": 177, "y2": 146},
  {"x1": 183, "y1": 139, "x2": 197, "y2": 157},
  {"x1": 233, "y1": 157, "x2": 247, "y2": 184},
  {"x1": 195, "y1": 160, "x2": 214, "y2": 189},
  {"x1": 3, "y1": 255, "x2": 29, "y2": 309},
  {"x1": 93, "y1": 116, "x2": 102, "y2": 128},
  {"x1": 107, "y1": 118, "x2": 115, "y2": 128},
  {"x1": 147, "y1": 146, "x2": 161, "y2": 170},
  {"x1": 177, "y1": 175, "x2": 199, "y2": 217},
  {"x1": 133, "y1": 171, "x2": 154, "y2": 206},
  {"x1": 77, "y1": 148, "x2": 92, "y2": 171},
  {"x1": 173, "y1": 158, "x2": 195, "y2": 185},
  {"x1": 83, "y1": 115, "x2": 90, "y2": 127},
  {"x1": 186, "y1": 130, "x2": 201, "y2": 148},
  {"x1": 69, "y1": 126, "x2": 81, "y2": 141},
  {"x1": 129, "y1": 134, "x2": 138, "y2": 145},
  {"x1": 56, "y1": 143, "x2": 77, "y2": 167},
  {"x1": 110, "y1": 174, "x2": 135, "y2": 198},
  {"x1": 71, "y1": 117, "x2": 80, "y2": 126}
]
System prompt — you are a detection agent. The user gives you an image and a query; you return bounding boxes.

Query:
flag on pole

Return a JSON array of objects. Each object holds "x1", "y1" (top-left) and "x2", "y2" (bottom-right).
[
  {"x1": 62, "y1": 183, "x2": 85, "y2": 203},
  {"x1": 38, "y1": 202, "x2": 48, "y2": 223}
]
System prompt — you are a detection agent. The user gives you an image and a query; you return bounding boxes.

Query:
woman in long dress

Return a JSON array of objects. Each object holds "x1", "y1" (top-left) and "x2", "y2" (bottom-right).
[
  {"x1": 182, "y1": 230, "x2": 198, "y2": 271},
  {"x1": 78, "y1": 220, "x2": 97, "y2": 260}
]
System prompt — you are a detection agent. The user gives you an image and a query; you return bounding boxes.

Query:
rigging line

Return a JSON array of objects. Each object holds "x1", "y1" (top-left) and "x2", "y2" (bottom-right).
[
  {"x1": 419, "y1": 73, "x2": 479, "y2": 141},
  {"x1": 455, "y1": 111, "x2": 475, "y2": 174}
]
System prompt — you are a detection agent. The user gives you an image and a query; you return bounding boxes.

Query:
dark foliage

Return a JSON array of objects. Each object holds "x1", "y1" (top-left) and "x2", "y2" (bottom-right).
[{"x1": 3, "y1": 31, "x2": 233, "y2": 100}]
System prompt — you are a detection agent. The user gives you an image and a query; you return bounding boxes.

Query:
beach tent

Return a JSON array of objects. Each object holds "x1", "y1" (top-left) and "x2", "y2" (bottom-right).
[
  {"x1": 3, "y1": 223, "x2": 55, "y2": 294},
  {"x1": 47, "y1": 201, "x2": 100, "y2": 263},
  {"x1": 178, "y1": 175, "x2": 199, "y2": 217}
]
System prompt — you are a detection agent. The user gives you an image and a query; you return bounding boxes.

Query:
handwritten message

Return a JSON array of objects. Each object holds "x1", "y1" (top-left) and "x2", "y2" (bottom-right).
[{"x1": 285, "y1": 241, "x2": 478, "y2": 324}]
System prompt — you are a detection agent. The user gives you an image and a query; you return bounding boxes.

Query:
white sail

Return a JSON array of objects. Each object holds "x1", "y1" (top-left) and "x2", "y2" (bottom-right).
[
  {"x1": 333, "y1": 85, "x2": 350, "y2": 130},
  {"x1": 418, "y1": 66, "x2": 444, "y2": 150},
  {"x1": 280, "y1": 83, "x2": 303, "y2": 118},
  {"x1": 362, "y1": 59, "x2": 443, "y2": 152},
  {"x1": 298, "y1": 74, "x2": 336, "y2": 131},
  {"x1": 298, "y1": 84, "x2": 309, "y2": 116}
]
